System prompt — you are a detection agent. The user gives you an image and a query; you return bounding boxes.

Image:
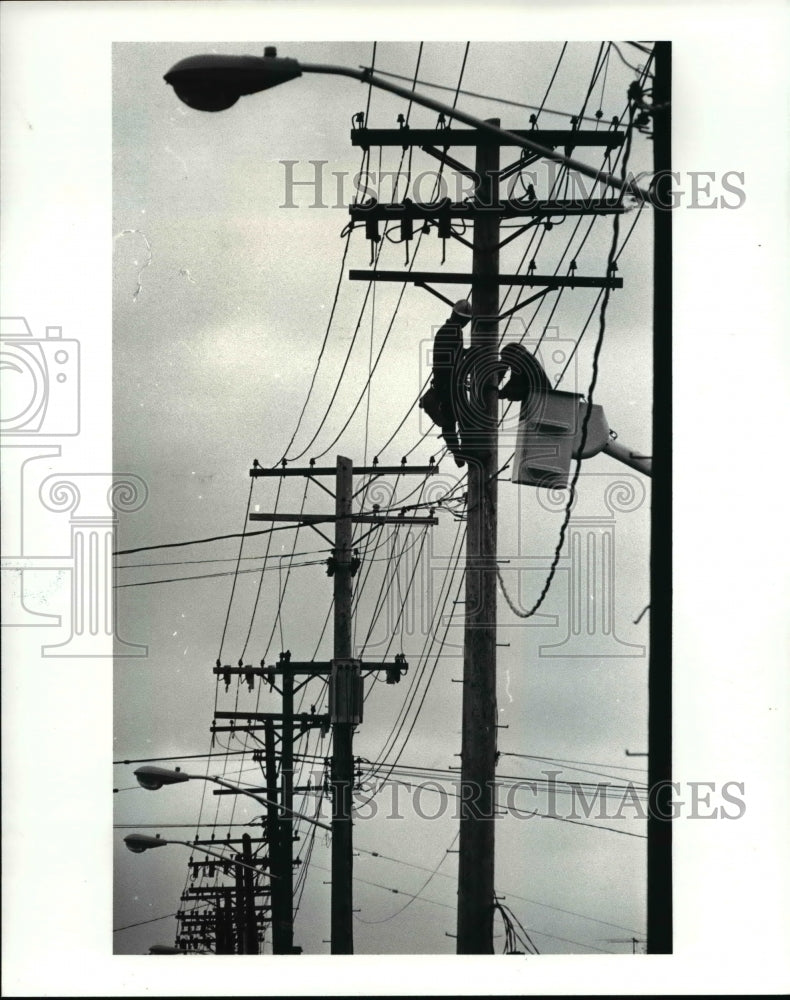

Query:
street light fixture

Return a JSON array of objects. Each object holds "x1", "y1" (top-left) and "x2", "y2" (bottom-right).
[
  {"x1": 133, "y1": 764, "x2": 331, "y2": 832},
  {"x1": 164, "y1": 49, "x2": 650, "y2": 202},
  {"x1": 133, "y1": 765, "x2": 190, "y2": 790},
  {"x1": 123, "y1": 831, "x2": 268, "y2": 876}
]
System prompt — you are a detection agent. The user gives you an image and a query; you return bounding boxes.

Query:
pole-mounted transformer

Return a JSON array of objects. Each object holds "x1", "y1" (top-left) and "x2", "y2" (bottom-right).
[{"x1": 329, "y1": 658, "x2": 364, "y2": 725}]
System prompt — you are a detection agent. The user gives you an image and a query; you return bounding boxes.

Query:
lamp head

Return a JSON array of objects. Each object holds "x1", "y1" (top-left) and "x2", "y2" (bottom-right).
[
  {"x1": 134, "y1": 765, "x2": 190, "y2": 791},
  {"x1": 164, "y1": 50, "x2": 302, "y2": 111},
  {"x1": 124, "y1": 833, "x2": 168, "y2": 854}
]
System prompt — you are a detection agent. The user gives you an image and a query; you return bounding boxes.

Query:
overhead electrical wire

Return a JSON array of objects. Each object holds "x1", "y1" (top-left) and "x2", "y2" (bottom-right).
[
  {"x1": 497, "y1": 103, "x2": 638, "y2": 620},
  {"x1": 114, "y1": 559, "x2": 326, "y2": 590},
  {"x1": 358, "y1": 523, "x2": 466, "y2": 797},
  {"x1": 285, "y1": 44, "x2": 434, "y2": 465},
  {"x1": 351, "y1": 840, "x2": 644, "y2": 935},
  {"x1": 354, "y1": 832, "x2": 459, "y2": 924},
  {"x1": 364, "y1": 67, "x2": 623, "y2": 127},
  {"x1": 306, "y1": 44, "x2": 471, "y2": 464},
  {"x1": 112, "y1": 523, "x2": 303, "y2": 558},
  {"x1": 372, "y1": 46, "x2": 613, "y2": 478}
]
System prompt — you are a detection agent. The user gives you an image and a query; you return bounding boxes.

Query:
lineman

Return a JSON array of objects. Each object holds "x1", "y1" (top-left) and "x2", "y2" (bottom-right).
[{"x1": 419, "y1": 299, "x2": 472, "y2": 467}]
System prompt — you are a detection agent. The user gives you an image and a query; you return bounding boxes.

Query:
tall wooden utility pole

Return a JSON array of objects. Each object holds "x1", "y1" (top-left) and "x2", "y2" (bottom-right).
[
  {"x1": 456, "y1": 119, "x2": 500, "y2": 954},
  {"x1": 330, "y1": 455, "x2": 355, "y2": 954},
  {"x1": 648, "y1": 40, "x2": 672, "y2": 955},
  {"x1": 348, "y1": 121, "x2": 623, "y2": 955}
]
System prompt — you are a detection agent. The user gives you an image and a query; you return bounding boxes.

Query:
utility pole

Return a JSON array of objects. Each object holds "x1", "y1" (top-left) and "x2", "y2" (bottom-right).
[
  {"x1": 235, "y1": 833, "x2": 259, "y2": 954},
  {"x1": 456, "y1": 119, "x2": 500, "y2": 954},
  {"x1": 216, "y1": 458, "x2": 434, "y2": 952},
  {"x1": 263, "y1": 718, "x2": 287, "y2": 953},
  {"x1": 281, "y1": 654, "x2": 296, "y2": 952},
  {"x1": 211, "y1": 673, "x2": 326, "y2": 954},
  {"x1": 348, "y1": 120, "x2": 624, "y2": 955},
  {"x1": 648, "y1": 39, "x2": 672, "y2": 955},
  {"x1": 331, "y1": 455, "x2": 354, "y2": 954}
]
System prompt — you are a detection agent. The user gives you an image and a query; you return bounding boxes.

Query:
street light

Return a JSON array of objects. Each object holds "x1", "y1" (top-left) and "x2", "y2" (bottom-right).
[
  {"x1": 133, "y1": 764, "x2": 331, "y2": 832},
  {"x1": 123, "y1": 831, "x2": 268, "y2": 876},
  {"x1": 124, "y1": 831, "x2": 267, "y2": 955},
  {"x1": 163, "y1": 49, "x2": 650, "y2": 202}
]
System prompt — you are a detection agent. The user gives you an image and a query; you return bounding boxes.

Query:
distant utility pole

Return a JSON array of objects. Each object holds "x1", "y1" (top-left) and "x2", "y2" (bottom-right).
[
  {"x1": 179, "y1": 874, "x2": 271, "y2": 953},
  {"x1": 349, "y1": 120, "x2": 624, "y2": 954},
  {"x1": 216, "y1": 457, "x2": 437, "y2": 953},
  {"x1": 235, "y1": 833, "x2": 260, "y2": 954},
  {"x1": 330, "y1": 456, "x2": 355, "y2": 954}
]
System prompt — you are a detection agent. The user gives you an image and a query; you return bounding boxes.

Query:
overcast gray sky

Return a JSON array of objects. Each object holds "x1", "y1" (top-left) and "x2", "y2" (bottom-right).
[
  {"x1": 112, "y1": 39, "x2": 653, "y2": 957},
  {"x1": 2, "y1": 2, "x2": 789, "y2": 996}
]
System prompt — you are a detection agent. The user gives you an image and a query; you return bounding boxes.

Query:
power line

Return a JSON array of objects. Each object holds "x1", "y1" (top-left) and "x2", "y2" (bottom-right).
[
  {"x1": 353, "y1": 832, "x2": 458, "y2": 924},
  {"x1": 278, "y1": 227, "x2": 354, "y2": 463},
  {"x1": 353, "y1": 841, "x2": 643, "y2": 934},
  {"x1": 534, "y1": 42, "x2": 567, "y2": 123},
  {"x1": 114, "y1": 559, "x2": 325, "y2": 589},
  {"x1": 365, "y1": 67, "x2": 622, "y2": 126},
  {"x1": 116, "y1": 549, "x2": 329, "y2": 569},
  {"x1": 308, "y1": 44, "x2": 472, "y2": 463},
  {"x1": 217, "y1": 478, "x2": 255, "y2": 663},
  {"x1": 113, "y1": 911, "x2": 178, "y2": 933},
  {"x1": 113, "y1": 523, "x2": 302, "y2": 557},
  {"x1": 497, "y1": 82, "x2": 642, "y2": 621}
]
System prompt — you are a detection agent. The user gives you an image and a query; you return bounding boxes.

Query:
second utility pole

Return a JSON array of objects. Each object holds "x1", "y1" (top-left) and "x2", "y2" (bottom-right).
[
  {"x1": 456, "y1": 120, "x2": 500, "y2": 954},
  {"x1": 331, "y1": 455, "x2": 354, "y2": 954}
]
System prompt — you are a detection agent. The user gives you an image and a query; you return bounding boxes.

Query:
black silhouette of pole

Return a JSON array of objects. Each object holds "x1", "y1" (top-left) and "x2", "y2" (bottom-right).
[
  {"x1": 456, "y1": 120, "x2": 500, "y2": 955},
  {"x1": 331, "y1": 455, "x2": 354, "y2": 954},
  {"x1": 648, "y1": 40, "x2": 673, "y2": 955}
]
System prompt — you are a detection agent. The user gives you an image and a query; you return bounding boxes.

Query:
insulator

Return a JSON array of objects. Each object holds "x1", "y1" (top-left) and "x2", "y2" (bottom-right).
[
  {"x1": 436, "y1": 198, "x2": 452, "y2": 239},
  {"x1": 364, "y1": 200, "x2": 381, "y2": 243}
]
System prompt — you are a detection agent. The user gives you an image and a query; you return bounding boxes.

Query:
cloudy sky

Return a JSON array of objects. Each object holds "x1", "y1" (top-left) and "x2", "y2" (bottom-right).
[
  {"x1": 112, "y1": 37, "x2": 654, "y2": 959},
  {"x1": 3, "y1": 3, "x2": 788, "y2": 997}
]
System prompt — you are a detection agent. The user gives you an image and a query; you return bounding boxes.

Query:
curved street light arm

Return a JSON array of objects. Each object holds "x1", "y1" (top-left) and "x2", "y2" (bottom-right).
[
  {"x1": 298, "y1": 61, "x2": 651, "y2": 203},
  {"x1": 167, "y1": 838, "x2": 273, "y2": 877},
  {"x1": 190, "y1": 772, "x2": 332, "y2": 832}
]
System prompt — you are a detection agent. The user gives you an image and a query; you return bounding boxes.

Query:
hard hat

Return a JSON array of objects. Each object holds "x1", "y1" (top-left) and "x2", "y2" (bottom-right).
[{"x1": 451, "y1": 299, "x2": 472, "y2": 319}]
